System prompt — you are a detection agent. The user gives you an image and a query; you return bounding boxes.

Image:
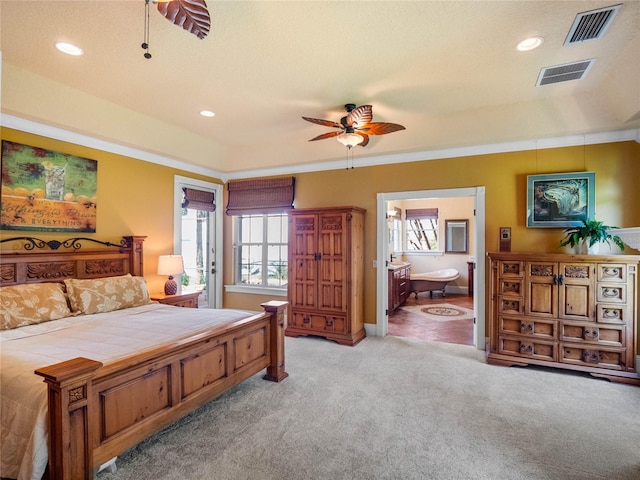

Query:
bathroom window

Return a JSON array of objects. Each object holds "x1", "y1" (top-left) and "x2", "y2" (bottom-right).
[
  {"x1": 387, "y1": 207, "x2": 402, "y2": 253},
  {"x1": 406, "y1": 208, "x2": 439, "y2": 251}
]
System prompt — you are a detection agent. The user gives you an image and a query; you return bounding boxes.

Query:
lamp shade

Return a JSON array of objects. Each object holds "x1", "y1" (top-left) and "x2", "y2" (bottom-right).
[
  {"x1": 336, "y1": 132, "x2": 364, "y2": 148},
  {"x1": 158, "y1": 255, "x2": 184, "y2": 275},
  {"x1": 158, "y1": 255, "x2": 184, "y2": 295}
]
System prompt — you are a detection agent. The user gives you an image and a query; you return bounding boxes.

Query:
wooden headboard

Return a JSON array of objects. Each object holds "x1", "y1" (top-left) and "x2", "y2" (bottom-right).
[{"x1": 0, "y1": 236, "x2": 146, "y2": 286}]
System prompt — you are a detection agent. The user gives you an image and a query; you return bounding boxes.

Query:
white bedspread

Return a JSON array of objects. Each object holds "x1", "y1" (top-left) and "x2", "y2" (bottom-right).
[{"x1": 0, "y1": 304, "x2": 257, "y2": 480}]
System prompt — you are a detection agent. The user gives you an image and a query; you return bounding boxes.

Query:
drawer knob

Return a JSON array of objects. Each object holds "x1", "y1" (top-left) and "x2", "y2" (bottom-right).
[
  {"x1": 584, "y1": 328, "x2": 599, "y2": 339},
  {"x1": 582, "y1": 350, "x2": 599, "y2": 363},
  {"x1": 519, "y1": 343, "x2": 533, "y2": 354}
]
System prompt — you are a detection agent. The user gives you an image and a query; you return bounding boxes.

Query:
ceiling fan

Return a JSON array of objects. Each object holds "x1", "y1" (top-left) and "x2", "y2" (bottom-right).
[
  {"x1": 302, "y1": 104, "x2": 406, "y2": 148},
  {"x1": 142, "y1": 0, "x2": 210, "y2": 58}
]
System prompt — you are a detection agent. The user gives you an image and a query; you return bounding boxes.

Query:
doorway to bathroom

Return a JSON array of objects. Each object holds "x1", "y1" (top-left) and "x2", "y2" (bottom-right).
[{"x1": 375, "y1": 187, "x2": 486, "y2": 350}]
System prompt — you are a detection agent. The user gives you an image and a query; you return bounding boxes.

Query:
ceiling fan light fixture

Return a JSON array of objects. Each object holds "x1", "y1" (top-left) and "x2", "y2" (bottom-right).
[{"x1": 336, "y1": 132, "x2": 364, "y2": 148}]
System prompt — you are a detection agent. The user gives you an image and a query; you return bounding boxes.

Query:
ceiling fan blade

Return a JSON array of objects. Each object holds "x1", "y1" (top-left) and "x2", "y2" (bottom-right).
[
  {"x1": 357, "y1": 122, "x2": 406, "y2": 135},
  {"x1": 356, "y1": 133, "x2": 370, "y2": 147},
  {"x1": 302, "y1": 117, "x2": 343, "y2": 129},
  {"x1": 157, "y1": 0, "x2": 211, "y2": 40},
  {"x1": 308, "y1": 131, "x2": 341, "y2": 141},
  {"x1": 346, "y1": 105, "x2": 373, "y2": 127}
]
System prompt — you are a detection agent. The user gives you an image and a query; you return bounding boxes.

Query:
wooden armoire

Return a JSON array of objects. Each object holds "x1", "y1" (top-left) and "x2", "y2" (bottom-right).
[
  {"x1": 286, "y1": 206, "x2": 365, "y2": 346},
  {"x1": 487, "y1": 252, "x2": 640, "y2": 385}
]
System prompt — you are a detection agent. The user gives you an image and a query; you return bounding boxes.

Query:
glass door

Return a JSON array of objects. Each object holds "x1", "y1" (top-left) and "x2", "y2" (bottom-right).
[{"x1": 174, "y1": 176, "x2": 222, "y2": 308}]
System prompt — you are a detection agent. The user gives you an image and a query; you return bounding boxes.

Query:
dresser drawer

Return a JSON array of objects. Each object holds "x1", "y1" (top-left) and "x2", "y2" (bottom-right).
[
  {"x1": 597, "y1": 264, "x2": 628, "y2": 283},
  {"x1": 498, "y1": 297, "x2": 524, "y2": 316},
  {"x1": 291, "y1": 312, "x2": 347, "y2": 333},
  {"x1": 560, "y1": 322, "x2": 624, "y2": 347},
  {"x1": 498, "y1": 279, "x2": 523, "y2": 296},
  {"x1": 499, "y1": 316, "x2": 556, "y2": 340},
  {"x1": 560, "y1": 344, "x2": 626, "y2": 371},
  {"x1": 597, "y1": 284, "x2": 627, "y2": 303},
  {"x1": 596, "y1": 304, "x2": 630, "y2": 325},
  {"x1": 498, "y1": 335, "x2": 556, "y2": 362},
  {"x1": 499, "y1": 261, "x2": 524, "y2": 278}
]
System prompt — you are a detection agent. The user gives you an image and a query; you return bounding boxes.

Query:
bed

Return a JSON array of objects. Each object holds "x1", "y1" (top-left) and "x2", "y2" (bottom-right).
[{"x1": 0, "y1": 236, "x2": 288, "y2": 480}]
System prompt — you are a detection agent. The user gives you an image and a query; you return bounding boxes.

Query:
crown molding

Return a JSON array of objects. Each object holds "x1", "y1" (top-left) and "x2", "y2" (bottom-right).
[
  {"x1": 2, "y1": 114, "x2": 637, "y2": 182},
  {"x1": 1, "y1": 114, "x2": 224, "y2": 179}
]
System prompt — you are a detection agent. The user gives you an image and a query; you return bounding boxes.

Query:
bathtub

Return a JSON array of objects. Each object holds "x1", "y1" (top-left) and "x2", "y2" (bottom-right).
[{"x1": 409, "y1": 268, "x2": 460, "y2": 298}]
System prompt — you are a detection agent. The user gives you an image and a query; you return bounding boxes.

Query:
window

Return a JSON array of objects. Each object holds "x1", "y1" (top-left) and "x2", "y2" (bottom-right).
[
  {"x1": 387, "y1": 207, "x2": 402, "y2": 253},
  {"x1": 406, "y1": 208, "x2": 439, "y2": 251},
  {"x1": 235, "y1": 214, "x2": 288, "y2": 288}
]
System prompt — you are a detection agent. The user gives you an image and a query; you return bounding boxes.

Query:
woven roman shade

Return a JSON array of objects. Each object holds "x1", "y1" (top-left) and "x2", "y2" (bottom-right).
[
  {"x1": 226, "y1": 176, "x2": 295, "y2": 216},
  {"x1": 182, "y1": 188, "x2": 216, "y2": 212},
  {"x1": 405, "y1": 208, "x2": 438, "y2": 220}
]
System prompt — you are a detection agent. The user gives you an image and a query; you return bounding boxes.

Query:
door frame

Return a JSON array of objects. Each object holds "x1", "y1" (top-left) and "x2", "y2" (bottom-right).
[
  {"x1": 375, "y1": 187, "x2": 486, "y2": 350},
  {"x1": 173, "y1": 175, "x2": 223, "y2": 308}
]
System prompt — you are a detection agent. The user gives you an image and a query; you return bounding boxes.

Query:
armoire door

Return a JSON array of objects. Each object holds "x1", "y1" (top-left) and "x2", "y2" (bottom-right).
[
  {"x1": 289, "y1": 213, "x2": 318, "y2": 310},
  {"x1": 317, "y1": 211, "x2": 349, "y2": 312}
]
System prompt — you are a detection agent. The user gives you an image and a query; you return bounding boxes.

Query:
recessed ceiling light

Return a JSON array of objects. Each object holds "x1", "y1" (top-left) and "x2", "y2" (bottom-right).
[
  {"x1": 55, "y1": 42, "x2": 84, "y2": 56},
  {"x1": 200, "y1": 110, "x2": 215, "y2": 117},
  {"x1": 517, "y1": 37, "x2": 544, "y2": 51}
]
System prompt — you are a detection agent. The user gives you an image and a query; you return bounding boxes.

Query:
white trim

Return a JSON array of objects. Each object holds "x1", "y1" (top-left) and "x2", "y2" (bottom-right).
[
  {"x1": 224, "y1": 129, "x2": 640, "y2": 180},
  {"x1": 1, "y1": 114, "x2": 223, "y2": 179},
  {"x1": 224, "y1": 285, "x2": 287, "y2": 297},
  {"x1": 376, "y1": 187, "x2": 486, "y2": 351},
  {"x1": 173, "y1": 176, "x2": 223, "y2": 308},
  {"x1": 3, "y1": 114, "x2": 638, "y2": 180}
]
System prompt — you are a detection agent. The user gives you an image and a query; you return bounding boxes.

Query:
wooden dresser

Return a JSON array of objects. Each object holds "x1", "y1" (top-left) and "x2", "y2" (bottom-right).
[
  {"x1": 286, "y1": 206, "x2": 365, "y2": 346},
  {"x1": 487, "y1": 252, "x2": 640, "y2": 385},
  {"x1": 388, "y1": 263, "x2": 411, "y2": 313}
]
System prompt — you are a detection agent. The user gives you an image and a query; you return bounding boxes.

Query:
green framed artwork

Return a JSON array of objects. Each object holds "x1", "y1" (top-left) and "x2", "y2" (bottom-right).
[
  {"x1": 1, "y1": 141, "x2": 97, "y2": 232},
  {"x1": 526, "y1": 171, "x2": 595, "y2": 228}
]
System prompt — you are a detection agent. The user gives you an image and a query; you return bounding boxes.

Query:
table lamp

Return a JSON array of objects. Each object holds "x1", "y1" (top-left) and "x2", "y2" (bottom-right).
[{"x1": 158, "y1": 254, "x2": 184, "y2": 295}]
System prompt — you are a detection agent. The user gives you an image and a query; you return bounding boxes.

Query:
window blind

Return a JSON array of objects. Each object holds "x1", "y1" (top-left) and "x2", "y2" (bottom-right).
[
  {"x1": 226, "y1": 176, "x2": 295, "y2": 216},
  {"x1": 182, "y1": 188, "x2": 216, "y2": 212},
  {"x1": 405, "y1": 208, "x2": 438, "y2": 220}
]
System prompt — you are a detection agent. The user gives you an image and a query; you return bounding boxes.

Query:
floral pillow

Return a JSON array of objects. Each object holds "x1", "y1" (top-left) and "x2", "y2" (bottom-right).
[
  {"x1": 64, "y1": 274, "x2": 152, "y2": 315},
  {"x1": 0, "y1": 283, "x2": 72, "y2": 330}
]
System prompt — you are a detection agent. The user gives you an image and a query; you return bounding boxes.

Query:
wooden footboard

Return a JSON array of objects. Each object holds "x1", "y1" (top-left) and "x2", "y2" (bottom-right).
[{"x1": 35, "y1": 301, "x2": 288, "y2": 480}]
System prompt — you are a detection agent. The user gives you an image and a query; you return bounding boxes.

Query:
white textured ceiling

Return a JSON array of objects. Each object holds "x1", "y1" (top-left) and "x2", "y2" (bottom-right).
[{"x1": 1, "y1": 0, "x2": 639, "y2": 175}]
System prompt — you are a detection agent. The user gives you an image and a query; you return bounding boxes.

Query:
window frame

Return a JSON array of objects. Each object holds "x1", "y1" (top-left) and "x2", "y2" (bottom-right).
[
  {"x1": 405, "y1": 210, "x2": 440, "y2": 252},
  {"x1": 227, "y1": 213, "x2": 288, "y2": 296}
]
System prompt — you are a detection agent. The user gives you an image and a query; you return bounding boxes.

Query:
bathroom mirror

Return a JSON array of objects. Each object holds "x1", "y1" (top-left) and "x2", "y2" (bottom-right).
[{"x1": 445, "y1": 219, "x2": 468, "y2": 253}]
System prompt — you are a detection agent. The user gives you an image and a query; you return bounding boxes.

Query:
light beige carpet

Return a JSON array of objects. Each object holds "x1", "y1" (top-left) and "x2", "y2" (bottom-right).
[
  {"x1": 99, "y1": 336, "x2": 640, "y2": 480},
  {"x1": 399, "y1": 303, "x2": 474, "y2": 321}
]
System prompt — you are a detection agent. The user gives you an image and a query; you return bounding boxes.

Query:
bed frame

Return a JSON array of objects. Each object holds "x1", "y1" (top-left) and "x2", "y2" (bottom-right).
[{"x1": 0, "y1": 236, "x2": 288, "y2": 480}]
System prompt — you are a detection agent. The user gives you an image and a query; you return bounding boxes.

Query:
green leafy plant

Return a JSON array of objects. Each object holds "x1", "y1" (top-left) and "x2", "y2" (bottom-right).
[{"x1": 559, "y1": 218, "x2": 625, "y2": 251}]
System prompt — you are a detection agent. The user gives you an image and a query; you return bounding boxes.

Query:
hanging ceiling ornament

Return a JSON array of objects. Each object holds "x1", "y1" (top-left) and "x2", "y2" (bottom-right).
[{"x1": 142, "y1": 0, "x2": 211, "y2": 59}]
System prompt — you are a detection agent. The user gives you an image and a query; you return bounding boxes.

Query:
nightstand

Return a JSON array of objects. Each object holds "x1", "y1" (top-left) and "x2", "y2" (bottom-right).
[{"x1": 151, "y1": 291, "x2": 201, "y2": 308}]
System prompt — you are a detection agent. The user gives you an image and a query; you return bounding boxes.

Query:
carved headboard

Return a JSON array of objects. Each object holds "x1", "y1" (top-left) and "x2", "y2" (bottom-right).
[{"x1": 0, "y1": 236, "x2": 146, "y2": 286}]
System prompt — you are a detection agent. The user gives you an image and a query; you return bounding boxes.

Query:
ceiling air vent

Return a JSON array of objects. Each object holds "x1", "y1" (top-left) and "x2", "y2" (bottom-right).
[
  {"x1": 536, "y1": 60, "x2": 595, "y2": 86},
  {"x1": 565, "y1": 4, "x2": 621, "y2": 45}
]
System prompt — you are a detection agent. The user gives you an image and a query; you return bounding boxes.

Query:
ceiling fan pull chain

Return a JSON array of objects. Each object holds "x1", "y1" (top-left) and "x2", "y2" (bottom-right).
[{"x1": 142, "y1": 0, "x2": 152, "y2": 59}]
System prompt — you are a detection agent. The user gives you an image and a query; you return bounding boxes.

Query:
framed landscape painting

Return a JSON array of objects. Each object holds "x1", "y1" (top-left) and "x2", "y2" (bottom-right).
[
  {"x1": 526, "y1": 171, "x2": 595, "y2": 228},
  {"x1": 0, "y1": 141, "x2": 97, "y2": 232}
]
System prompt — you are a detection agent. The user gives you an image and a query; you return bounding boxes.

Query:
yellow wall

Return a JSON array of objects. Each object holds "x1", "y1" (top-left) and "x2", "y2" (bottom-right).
[
  {"x1": 222, "y1": 141, "x2": 640, "y2": 352},
  {"x1": 2, "y1": 127, "x2": 639, "y2": 352},
  {"x1": 0, "y1": 128, "x2": 221, "y2": 294}
]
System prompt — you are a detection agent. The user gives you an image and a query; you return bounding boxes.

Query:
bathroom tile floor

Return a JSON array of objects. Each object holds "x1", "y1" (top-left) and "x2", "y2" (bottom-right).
[{"x1": 388, "y1": 292, "x2": 474, "y2": 346}]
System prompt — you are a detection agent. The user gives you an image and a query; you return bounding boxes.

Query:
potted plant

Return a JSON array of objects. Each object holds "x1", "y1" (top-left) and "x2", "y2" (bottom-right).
[{"x1": 559, "y1": 218, "x2": 625, "y2": 254}]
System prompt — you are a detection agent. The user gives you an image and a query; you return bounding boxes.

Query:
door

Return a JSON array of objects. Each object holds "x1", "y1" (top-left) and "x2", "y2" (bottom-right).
[
  {"x1": 174, "y1": 176, "x2": 222, "y2": 308},
  {"x1": 289, "y1": 213, "x2": 318, "y2": 310},
  {"x1": 317, "y1": 210, "x2": 348, "y2": 312},
  {"x1": 525, "y1": 261, "x2": 558, "y2": 318}
]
